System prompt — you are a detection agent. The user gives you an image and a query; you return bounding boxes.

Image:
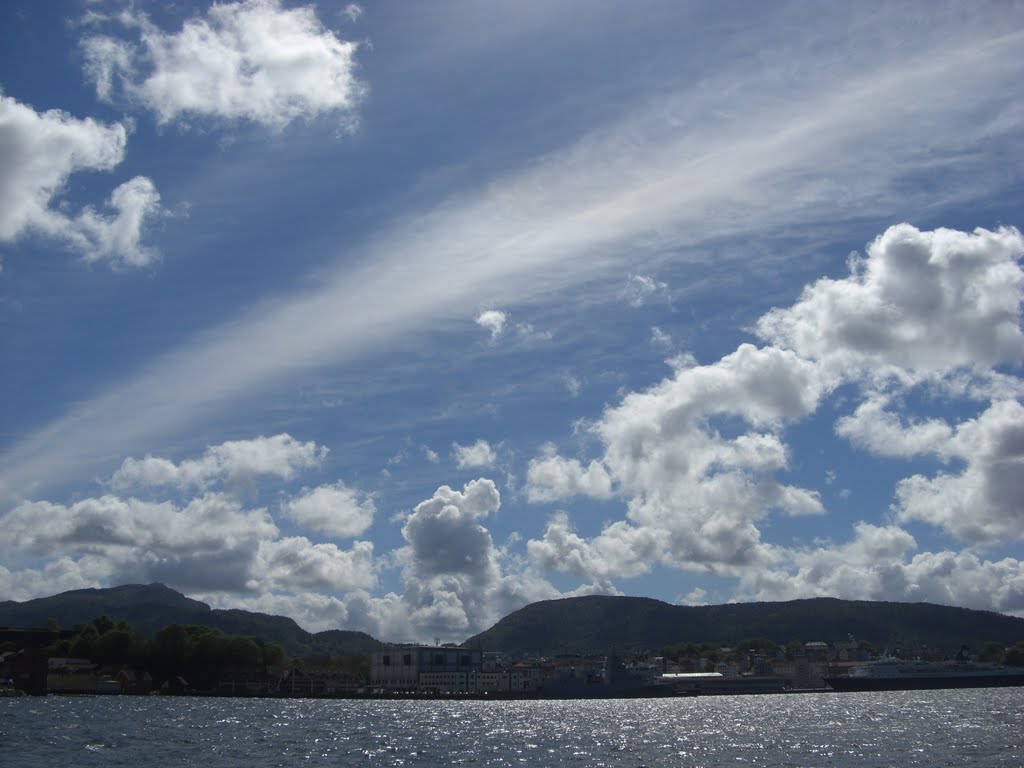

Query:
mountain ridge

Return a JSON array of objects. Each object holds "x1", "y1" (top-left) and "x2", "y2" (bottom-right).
[
  {"x1": 4, "y1": 584, "x2": 1023, "y2": 658},
  {"x1": 463, "y1": 594, "x2": 1024, "y2": 655},
  {"x1": 0, "y1": 582, "x2": 381, "y2": 659}
]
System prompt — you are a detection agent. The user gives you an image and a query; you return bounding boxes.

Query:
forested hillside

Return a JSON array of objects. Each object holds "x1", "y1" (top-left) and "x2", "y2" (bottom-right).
[
  {"x1": 0, "y1": 583, "x2": 381, "y2": 659},
  {"x1": 464, "y1": 595, "x2": 1024, "y2": 655}
]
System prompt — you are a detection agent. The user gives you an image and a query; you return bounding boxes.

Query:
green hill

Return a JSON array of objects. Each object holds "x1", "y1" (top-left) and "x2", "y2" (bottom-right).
[
  {"x1": 0, "y1": 583, "x2": 382, "y2": 659},
  {"x1": 6, "y1": 586, "x2": 1023, "y2": 660},
  {"x1": 463, "y1": 595, "x2": 1024, "y2": 655}
]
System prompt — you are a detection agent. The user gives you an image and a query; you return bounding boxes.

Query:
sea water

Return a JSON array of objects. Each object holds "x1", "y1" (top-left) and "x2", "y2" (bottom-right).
[{"x1": 2, "y1": 688, "x2": 1021, "y2": 767}]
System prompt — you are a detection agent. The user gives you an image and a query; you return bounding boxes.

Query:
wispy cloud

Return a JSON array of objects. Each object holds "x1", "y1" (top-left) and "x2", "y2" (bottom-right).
[{"x1": 2, "y1": 15, "x2": 1021, "y2": 505}]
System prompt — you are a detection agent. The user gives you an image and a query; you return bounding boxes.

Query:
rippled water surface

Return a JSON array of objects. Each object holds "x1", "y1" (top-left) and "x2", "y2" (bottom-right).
[{"x1": 2, "y1": 689, "x2": 1022, "y2": 767}]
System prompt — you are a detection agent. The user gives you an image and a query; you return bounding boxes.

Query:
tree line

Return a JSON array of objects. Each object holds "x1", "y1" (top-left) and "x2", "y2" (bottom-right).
[{"x1": 27, "y1": 615, "x2": 369, "y2": 691}]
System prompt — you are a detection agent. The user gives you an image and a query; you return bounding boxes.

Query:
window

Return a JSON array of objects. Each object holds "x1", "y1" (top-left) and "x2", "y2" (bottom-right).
[
  {"x1": 382, "y1": 655, "x2": 391, "y2": 666},
  {"x1": 403, "y1": 654, "x2": 412, "y2": 666}
]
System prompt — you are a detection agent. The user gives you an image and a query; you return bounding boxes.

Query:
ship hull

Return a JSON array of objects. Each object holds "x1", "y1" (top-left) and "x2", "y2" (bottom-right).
[{"x1": 825, "y1": 673, "x2": 1024, "y2": 692}]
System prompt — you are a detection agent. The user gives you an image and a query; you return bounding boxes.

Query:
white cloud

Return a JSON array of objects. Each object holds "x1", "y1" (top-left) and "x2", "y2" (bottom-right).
[
  {"x1": 650, "y1": 326, "x2": 672, "y2": 348},
  {"x1": 342, "y1": 4, "x2": 364, "y2": 24},
  {"x1": 72, "y1": 176, "x2": 163, "y2": 267},
  {"x1": 474, "y1": 309, "x2": 550, "y2": 346},
  {"x1": 402, "y1": 479, "x2": 501, "y2": 580},
  {"x1": 1, "y1": 492, "x2": 278, "y2": 592},
  {"x1": 336, "y1": 479, "x2": 562, "y2": 641},
  {"x1": 422, "y1": 446, "x2": 440, "y2": 464},
  {"x1": 739, "y1": 522, "x2": 1024, "y2": 615},
  {"x1": 4, "y1": 8, "x2": 1024, "y2": 503},
  {"x1": 202, "y1": 588, "x2": 354, "y2": 634},
  {"x1": 525, "y1": 455, "x2": 613, "y2": 502},
  {"x1": 625, "y1": 274, "x2": 668, "y2": 307},
  {"x1": 758, "y1": 224, "x2": 1024, "y2": 381},
  {"x1": 0, "y1": 435, "x2": 384, "y2": 624},
  {"x1": 527, "y1": 512, "x2": 660, "y2": 584},
  {"x1": 284, "y1": 482, "x2": 375, "y2": 538},
  {"x1": 452, "y1": 439, "x2": 496, "y2": 469},
  {"x1": 111, "y1": 433, "x2": 328, "y2": 492},
  {"x1": 0, "y1": 558, "x2": 105, "y2": 603},
  {"x1": 512, "y1": 322, "x2": 553, "y2": 345},
  {"x1": 522, "y1": 222, "x2": 1024, "y2": 591},
  {"x1": 82, "y1": 0, "x2": 365, "y2": 130},
  {"x1": 475, "y1": 309, "x2": 507, "y2": 342},
  {"x1": 679, "y1": 587, "x2": 709, "y2": 606},
  {"x1": 251, "y1": 536, "x2": 376, "y2": 592},
  {"x1": 894, "y1": 399, "x2": 1024, "y2": 544},
  {"x1": 835, "y1": 395, "x2": 954, "y2": 458},
  {"x1": 0, "y1": 90, "x2": 162, "y2": 267},
  {"x1": 526, "y1": 344, "x2": 826, "y2": 580}
]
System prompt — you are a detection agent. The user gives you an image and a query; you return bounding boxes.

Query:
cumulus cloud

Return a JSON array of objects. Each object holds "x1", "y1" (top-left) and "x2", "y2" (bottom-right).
[
  {"x1": 0, "y1": 90, "x2": 162, "y2": 267},
  {"x1": 251, "y1": 536, "x2": 376, "y2": 592},
  {"x1": 201, "y1": 588, "x2": 354, "y2": 634},
  {"x1": 525, "y1": 344, "x2": 826, "y2": 581},
  {"x1": 894, "y1": 399, "x2": 1024, "y2": 544},
  {"x1": 475, "y1": 309, "x2": 507, "y2": 342},
  {"x1": 593, "y1": 346, "x2": 827, "y2": 544},
  {"x1": 82, "y1": 0, "x2": 365, "y2": 130},
  {"x1": 452, "y1": 439, "x2": 496, "y2": 469},
  {"x1": 835, "y1": 395, "x2": 955, "y2": 457},
  {"x1": 284, "y1": 482, "x2": 374, "y2": 538},
  {"x1": 111, "y1": 433, "x2": 327, "y2": 492},
  {"x1": 757, "y1": 224, "x2": 1024, "y2": 380},
  {"x1": 0, "y1": 558, "x2": 105, "y2": 603},
  {"x1": 523, "y1": 224, "x2": 1023, "y2": 607},
  {"x1": 0, "y1": 431, "x2": 387, "y2": 617},
  {"x1": 2, "y1": 492, "x2": 278, "y2": 592},
  {"x1": 525, "y1": 455, "x2": 613, "y2": 502},
  {"x1": 351, "y1": 479, "x2": 561, "y2": 641},
  {"x1": 527, "y1": 512, "x2": 661, "y2": 584},
  {"x1": 739, "y1": 522, "x2": 1024, "y2": 615},
  {"x1": 402, "y1": 479, "x2": 501, "y2": 580}
]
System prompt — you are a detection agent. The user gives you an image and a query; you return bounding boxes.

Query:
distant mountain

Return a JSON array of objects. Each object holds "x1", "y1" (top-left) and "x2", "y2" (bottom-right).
[
  {"x1": 463, "y1": 595, "x2": 1024, "y2": 655},
  {"x1": 7, "y1": 586, "x2": 1023, "y2": 660},
  {"x1": 0, "y1": 583, "x2": 381, "y2": 659}
]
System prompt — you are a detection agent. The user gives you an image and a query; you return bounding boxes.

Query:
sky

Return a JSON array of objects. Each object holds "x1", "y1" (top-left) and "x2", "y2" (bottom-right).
[{"x1": 1, "y1": 0, "x2": 1022, "y2": 643}]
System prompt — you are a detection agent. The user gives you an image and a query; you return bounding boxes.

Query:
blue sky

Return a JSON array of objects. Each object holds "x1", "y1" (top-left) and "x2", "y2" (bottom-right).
[{"x1": 1, "y1": 0, "x2": 1022, "y2": 642}]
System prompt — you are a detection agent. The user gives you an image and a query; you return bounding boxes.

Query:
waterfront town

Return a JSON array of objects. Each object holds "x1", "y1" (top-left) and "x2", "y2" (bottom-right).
[{"x1": 4, "y1": 633, "x2": 1008, "y2": 698}]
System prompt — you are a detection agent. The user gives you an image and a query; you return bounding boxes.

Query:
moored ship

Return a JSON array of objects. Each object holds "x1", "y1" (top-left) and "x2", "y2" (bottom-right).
[{"x1": 825, "y1": 658, "x2": 1024, "y2": 692}]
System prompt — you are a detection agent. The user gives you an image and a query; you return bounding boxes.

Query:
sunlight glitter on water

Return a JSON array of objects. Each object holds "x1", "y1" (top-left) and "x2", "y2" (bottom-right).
[{"x1": 1, "y1": 689, "x2": 1022, "y2": 767}]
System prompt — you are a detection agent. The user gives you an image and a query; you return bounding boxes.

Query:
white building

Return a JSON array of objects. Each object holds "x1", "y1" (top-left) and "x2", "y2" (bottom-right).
[{"x1": 371, "y1": 646, "x2": 483, "y2": 693}]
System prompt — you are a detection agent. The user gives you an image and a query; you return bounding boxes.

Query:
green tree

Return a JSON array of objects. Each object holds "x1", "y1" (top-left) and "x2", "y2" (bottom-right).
[
  {"x1": 978, "y1": 641, "x2": 1006, "y2": 664},
  {"x1": 94, "y1": 629, "x2": 136, "y2": 665},
  {"x1": 224, "y1": 636, "x2": 262, "y2": 667},
  {"x1": 262, "y1": 641, "x2": 287, "y2": 667},
  {"x1": 190, "y1": 630, "x2": 229, "y2": 689},
  {"x1": 69, "y1": 623, "x2": 99, "y2": 659},
  {"x1": 1004, "y1": 643, "x2": 1024, "y2": 666},
  {"x1": 151, "y1": 624, "x2": 190, "y2": 680},
  {"x1": 785, "y1": 638, "x2": 803, "y2": 660}
]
